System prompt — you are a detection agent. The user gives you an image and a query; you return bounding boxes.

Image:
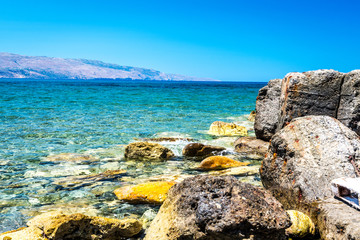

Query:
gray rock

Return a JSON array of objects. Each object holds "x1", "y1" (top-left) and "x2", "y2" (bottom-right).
[
  {"x1": 234, "y1": 136, "x2": 269, "y2": 160},
  {"x1": 337, "y1": 70, "x2": 360, "y2": 135},
  {"x1": 125, "y1": 142, "x2": 175, "y2": 160},
  {"x1": 254, "y1": 78, "x2": 282, "y2": 141},
  {"x1": 182, "y1": 143, "x2": 226, "y2": 160},
  {"x1": 260, "y1": 115, "x2": 360, "y2": 239},
  {"x1": 145, "y1": 175, "x2": 291, "y2": 240},
  {"x1": 277, "y1": 70, "x2": 345, "y2": 132}
]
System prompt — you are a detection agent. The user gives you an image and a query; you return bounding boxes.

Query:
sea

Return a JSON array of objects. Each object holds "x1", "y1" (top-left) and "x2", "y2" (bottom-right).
[{"x1": 0, "y1": 79, "x2": 266, "y2": 233}]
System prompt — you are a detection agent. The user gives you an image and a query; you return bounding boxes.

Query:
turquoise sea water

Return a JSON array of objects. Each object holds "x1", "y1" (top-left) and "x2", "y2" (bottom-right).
[{"x1": 0, "y1": 79, "x2": 265, "y2": 233}]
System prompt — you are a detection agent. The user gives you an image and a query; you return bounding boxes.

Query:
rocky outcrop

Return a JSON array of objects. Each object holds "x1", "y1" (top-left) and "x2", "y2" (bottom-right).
[
  {"x1": 285, "y1": 210, "x2": 315, "y2": 238},
  {"x1": 198, "y1": 156, "x2": 250, "y2": 170},
  {"x1": 254, "y1": 78, "x2": 282, "y2": 141},
  {"x1": 337, "y1": 70, "x2": 360, "y2": 135},
  {"x1": 145, "y1": 175, "x2": 291, "y2": 240},
  {"x1": 260, "y1": 115, "x2": 360, "y2": 239},
  {"x1": 124, "y1": 142, "x2": 175, "y2": 160},
  {"x1": 182, "y1": 143, "x2": 226, "y2": 159},
  {"x1": 208, "y1": 121, "x2": 247, "y2": 136},
  {"x1": 45, "y1": 153, "x2": 98, "y2": 162},
  {"x1": 255, "y1": 69, "x2": 360, "y2": 140},
  {"x1": 114, "y1": 181, "x2": 175, "y2": 204},
  {"x1": 234, "y1": 136, "x2": 269, "y2": 160},
  {"x1": 1, "y1": 211, "x2": 142, "y2": 240}
]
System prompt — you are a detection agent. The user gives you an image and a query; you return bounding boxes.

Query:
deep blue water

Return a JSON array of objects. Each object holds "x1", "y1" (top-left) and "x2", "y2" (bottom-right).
[{"x1": 0, "y1": 79, "x2": 265, "y2": 232}]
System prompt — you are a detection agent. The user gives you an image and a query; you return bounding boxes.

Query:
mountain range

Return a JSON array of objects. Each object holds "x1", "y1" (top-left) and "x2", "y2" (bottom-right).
[{"x1": 0, "y1": 53, "x2": 213, "y2": 81}]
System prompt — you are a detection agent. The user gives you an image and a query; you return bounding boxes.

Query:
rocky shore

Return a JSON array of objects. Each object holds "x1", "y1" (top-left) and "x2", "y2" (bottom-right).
[{"x1": 2, "y1": 69, "x2": 360, "y2": 240}]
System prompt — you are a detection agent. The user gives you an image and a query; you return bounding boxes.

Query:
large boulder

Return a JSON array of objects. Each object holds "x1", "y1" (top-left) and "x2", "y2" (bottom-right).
[
  {"x1": 260, "y1": 115, "x2": 360, "y2": 239},
  {"x1": 125, "y1": 142, "x2": 175, "y2": 160},
  {"x1": 234, "y1": 136, "x2": 269, "y2": 160},
  {"x1": 254, "y1": 78, "x2": 282, "y2": 141},
  {"x1": 1, "y1": 211, "x2": 142, "y2": 240},
  {"x1": 276, "y1": 70, "x2": 344, "y2": 132},
  {"x1": 337, "y1": 70, "x2": 360, "y2": 135},
  {"x1": 145, "y1": 175, "x2": 291, "y2": 240},
  {"x1": 182, "y1": 143, "x2": 226, "y2": 159}
]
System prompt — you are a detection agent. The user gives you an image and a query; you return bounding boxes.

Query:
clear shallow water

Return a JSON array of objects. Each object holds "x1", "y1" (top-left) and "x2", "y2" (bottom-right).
[{"x1": 0, "y1": 79, "x2": 265, "y2": 233}]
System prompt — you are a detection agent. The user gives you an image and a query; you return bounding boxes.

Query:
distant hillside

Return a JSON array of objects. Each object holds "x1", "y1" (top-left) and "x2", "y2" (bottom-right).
[{"x1": 0, "y1": 53, "x2": 213, "y2": 81}]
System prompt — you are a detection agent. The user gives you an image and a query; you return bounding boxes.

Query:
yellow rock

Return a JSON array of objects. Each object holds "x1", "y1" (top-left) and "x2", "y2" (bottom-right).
[
  {"x1": 208, "y1": 121, "x2": 247, "y2": 136},
  {"x1": 0, "y1": 226, "x2": 46, "y2": 240},
  {"x1": 286, "y1": 210, "x2": 315, "y2": 238},
  {"x1": 248, "y1": 111, "x2": 256, "y2": 122},
  {"x1": 198, "y1": 156, "x2": 250, "y2": 170},
  {"x1": 114, "y1": 181, "x2": 175, "y2": 204}
]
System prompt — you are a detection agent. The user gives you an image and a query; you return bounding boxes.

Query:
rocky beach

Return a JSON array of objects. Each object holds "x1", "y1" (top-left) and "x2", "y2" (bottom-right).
[{"x1": 2, "y1": 69, "x2": 360, "y2": 240}]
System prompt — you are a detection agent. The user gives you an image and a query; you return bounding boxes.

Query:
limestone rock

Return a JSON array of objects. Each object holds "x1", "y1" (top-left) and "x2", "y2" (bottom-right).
[
  {"x1": 337, "y1": 70, "x2": 360, "y2": 135},
  {"x1": 145, "y1": 175, "x2": 291, "y2": 240},
  {"x1": 124, "y1": 142, "x2": 175, "y2": 160},
  {"x1": 261, "y1": 115, "x2": 360, "y2": 211},
  {"x1": 234, "y1": 136, "x2": 269, "y2": 160},
  {"x1": 285, "y1": 210, "x2": 315, "y2": 238},
  {"x1": 182, "y1": 143, "x2": 226, "y2": 159},
  {"x1": 277, "y1": 70, "x2": 345, "y2": 132},
  {"x1": 247, "y1": 110, "x2": 256, "y2": 122},
  {"x1": 198, "y1": 156, "x2": 249, "y2": 170},
  {"x1": 254, "y1": 78, "x2": 282, "y2": 141},
  {"x1": 114, "y1": 181, "x2": 175, "y2": 204},
  {"x1": 208, "y1": 121, "x2": 247, "y2": 136},
  {"x1": 45, "y1": 153, "x2": 98, "y2": 162}
]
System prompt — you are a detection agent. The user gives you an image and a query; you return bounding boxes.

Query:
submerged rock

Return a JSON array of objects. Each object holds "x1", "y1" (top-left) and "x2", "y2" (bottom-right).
[
  {"x1": 45, "y1": 153, "x2": 98, "y2": 162},
  {"x1": 124, "y1": 142, "x2": 175, "y2": 160},
  {"x1": 182, "y1": 143, "x2": 226, "y2": 159},
  {"x1": 285, "y1": 210, "x2": 315, "y2": 238},
  {"x1": 145, "y1": 175, "x2": 290, "y2": 240},
  {"x1": 198, "y1": 156, "x2": 249, "y2": 170},
  {"x1": 208, "y1": 121, "x2": 247, "y2": 136},
  {"x1": 209, "y1": 165, "x2": 259, "y2": 177},
  {"x1": 234, "y1": 136, "x2": 269, "y2": 160},
  {"x1": 114, "y1": 181, "x2": 175, "y2": 204},
  {"x1": 254, "y1": 78, "x2": 282, "y2": 141},
  {"x1": 53, "y1": 169, "x2": 127, "y2": 190},
  {"x1": 135, "y1": 137, "x2": 194, "y2": 142},
  {"x1": 1, "y1": 211, "x2": 142, "y2": 240}
]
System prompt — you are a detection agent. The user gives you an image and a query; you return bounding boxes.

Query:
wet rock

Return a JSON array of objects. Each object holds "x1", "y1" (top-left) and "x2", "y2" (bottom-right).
[
  {"x1": 254, "y1": 78, "x2": 282, "y2": 141},
  {"x1": 210, "y1": 165, "x2": 259, "y2": 177},
  {"x1": 234, "y1": 136, "x2": 269, "y2": 160},
  {"x1": 198, "y1": 156, "x2": 249, "y2": 170},
  {"x1": 1, "y1": 211, "x2": 142, "y2": 240},
  {"x1": 114, "y1": 181, "x2": 175, "y2": 204},
  {"x1": 337, "y1": 70, "x2": 360, "y2": 135},
  {"x1": 285, "y1": 210, "x2": 315, "y2": 238},
  {"x1": 260, "y1": 115, "x2": 360, "y2": 239},
  {"x1": 53, "y1": 169, "x2": 127, "y2": 190},
  {"x1": 182, "y1": 143, "x2": 226, "y2": 159},
  {"x1": 208, "y1": 121, "x2": 247, "y2": 136},
  {"x1": 145, "y1": 175, "x2": 290, "y2": 240},
  {"x1": 27, "y1": 211, "x2": 142, "y2": 239},
  {"x1": 45, "y1": 153, "x2": 98, "y2": 162},
  {"x1": 124, "y1": 142, "x2": 175, "y2": 160},
  {"x1": 248, "y1": 110, "x2": 256, "y2": 122},
  {"x1": 277, "y1": 70, "x2": 344, "y2": 132}
]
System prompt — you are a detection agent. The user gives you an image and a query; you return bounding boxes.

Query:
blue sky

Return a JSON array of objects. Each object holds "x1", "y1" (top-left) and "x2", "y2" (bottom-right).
[{"x1": 0, "y1": 0, "x2": 359, "y2": 81}]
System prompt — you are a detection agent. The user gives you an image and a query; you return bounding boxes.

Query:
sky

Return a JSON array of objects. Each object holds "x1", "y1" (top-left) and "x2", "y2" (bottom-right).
[{"x1": 0, "y1": 0, "x2": 359, "y2": 82}]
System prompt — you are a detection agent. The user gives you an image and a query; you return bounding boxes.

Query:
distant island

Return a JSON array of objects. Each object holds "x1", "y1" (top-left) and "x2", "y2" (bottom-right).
[{"x1": 0, "y1": 53, "x2": 214, "y2": 81}]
